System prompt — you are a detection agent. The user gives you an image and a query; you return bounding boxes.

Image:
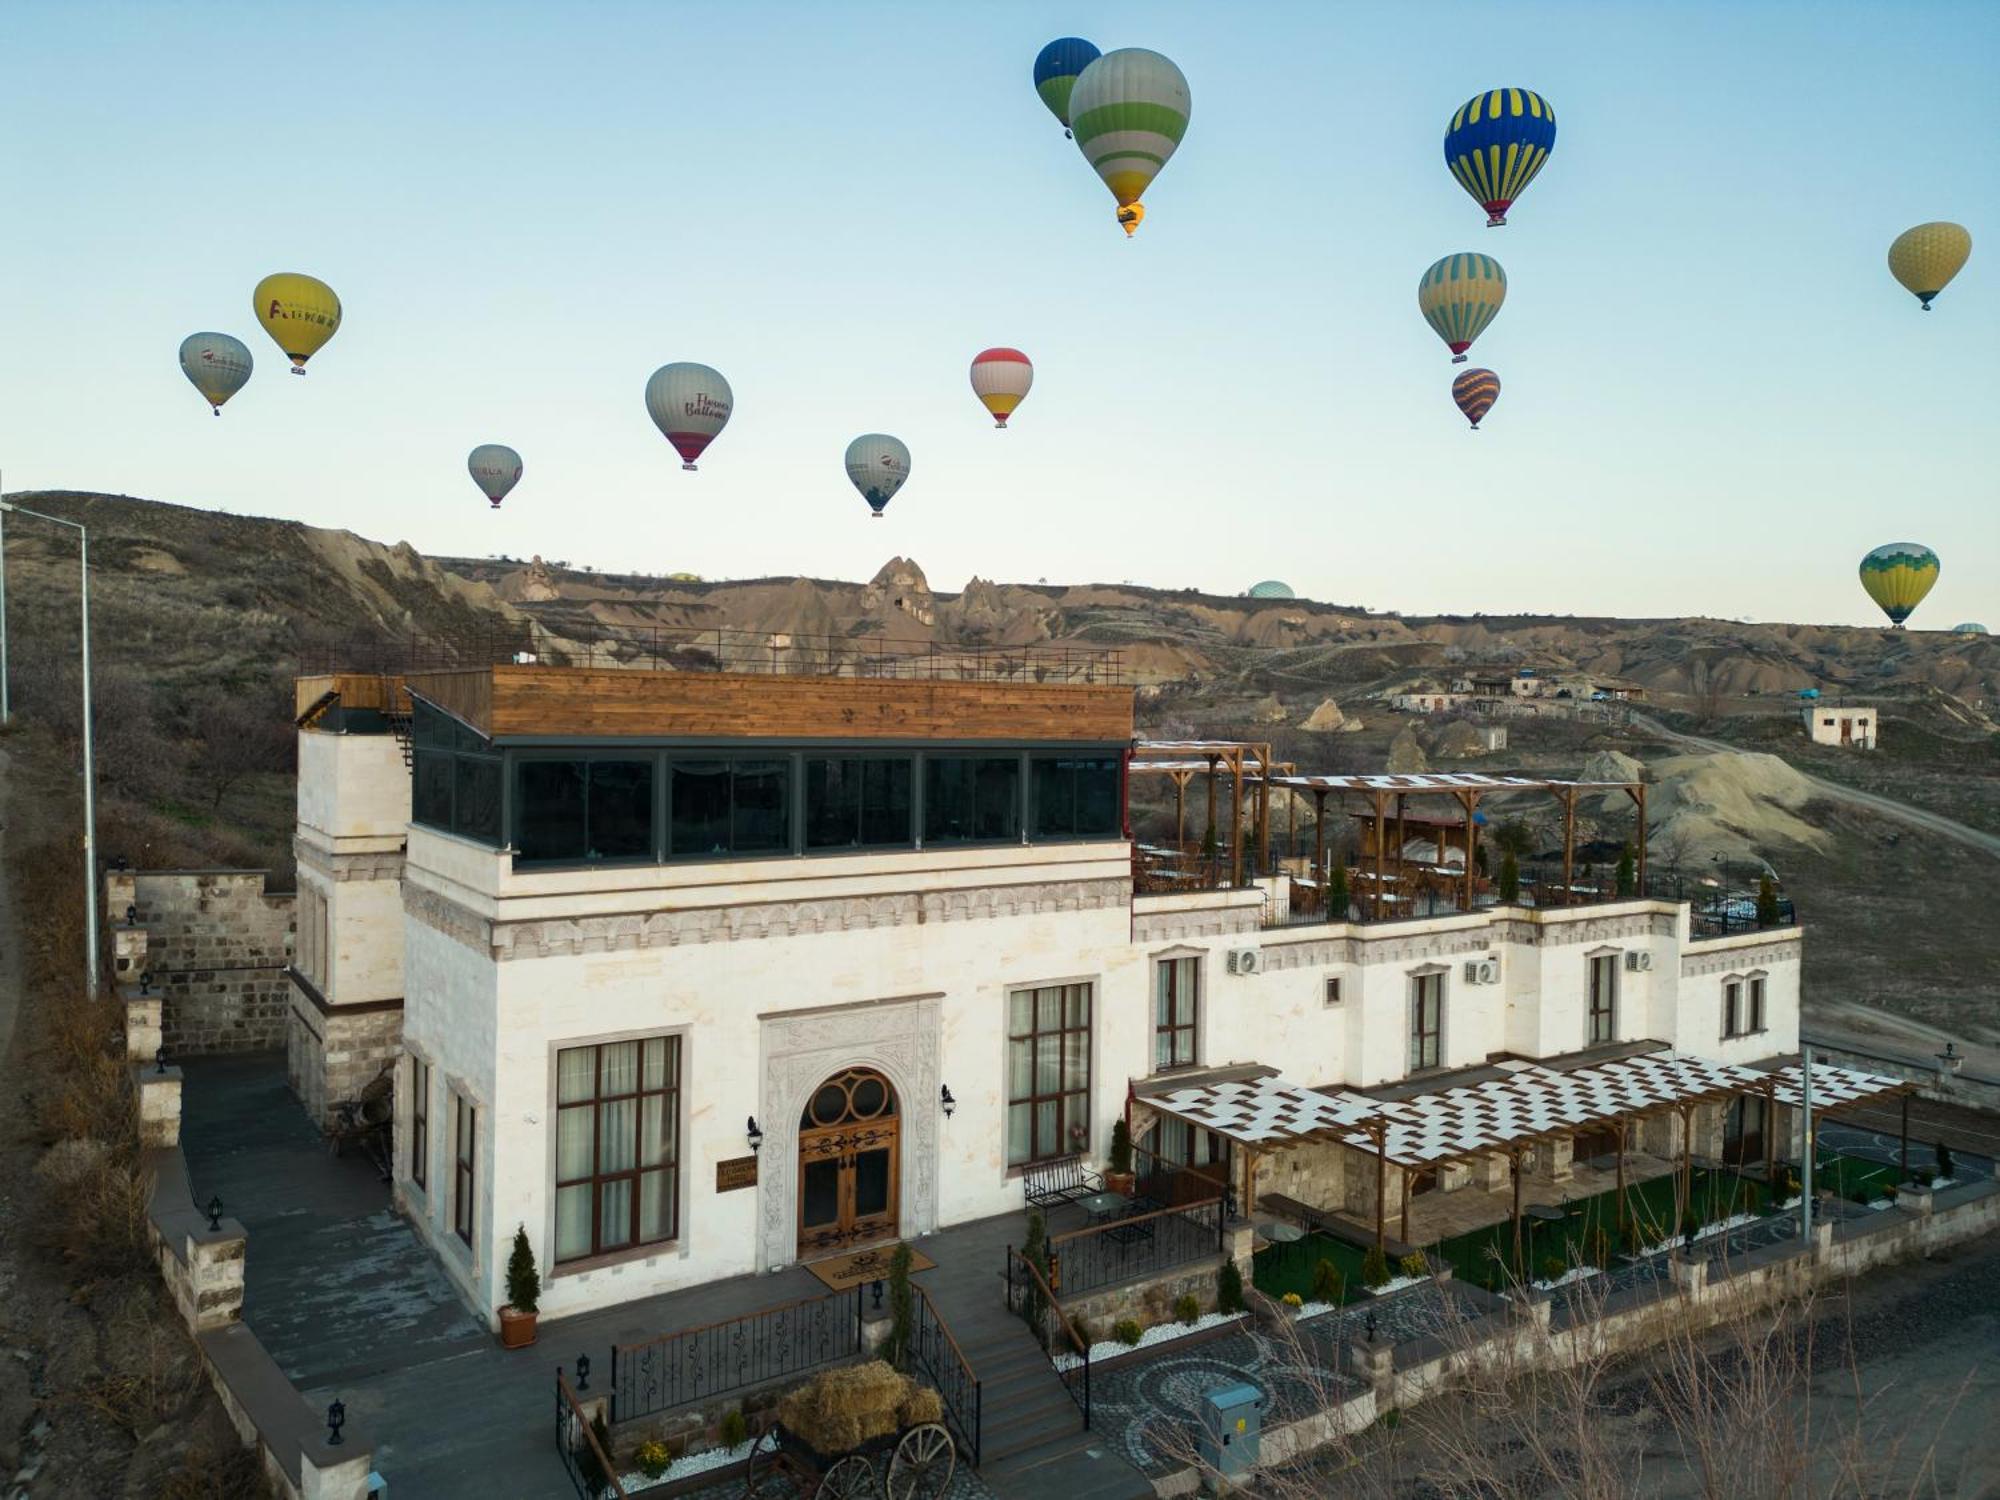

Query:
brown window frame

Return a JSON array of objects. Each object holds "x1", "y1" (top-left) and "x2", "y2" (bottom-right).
[
  {"x1": 1410, "y1": 972, "x2": 1444, "y2": 1073},
  {"x1": 452, "y1": 1093, "x2": 475, "y2": 1246},
  {"x1": 1723, "y1": 979, "x2": 1744, "y2": 1039},
  {"x1": 1588, "y1": 955, "x2": 1618, "y2": 1045},
  {"x1": 410, "y1": 1056, "x2": 429, "y2": 1191},
  {"x1": 553, "y1": 1037, "x2": 682, "y2": 1265},
  {"x1": 1325, "y1": 976, "x2": 1343, "y2": 1007},
  {"x1": 1748, "y1": 976, "x2": 1766, "y2": 1035},
  {"x1": 1154, "y1": 957, "x2": 1199, "y2": 1073},
  {"x1": 1006, "y1": 983, "x2": 1091, "y2": 1167}
]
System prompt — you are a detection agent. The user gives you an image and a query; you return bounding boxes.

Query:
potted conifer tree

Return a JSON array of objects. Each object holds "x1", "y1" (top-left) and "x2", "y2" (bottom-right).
[
  {"x1": 500, "y1": 1224, "x2": 540, "y2": 1348},
  {"x1": 1106, "y1": 1117, "x2": 1136, "y2": 1196}
]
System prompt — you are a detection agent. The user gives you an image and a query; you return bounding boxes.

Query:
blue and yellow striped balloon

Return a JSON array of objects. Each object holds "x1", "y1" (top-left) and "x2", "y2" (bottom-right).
[
  {"x1": 1419, "y1": 254, "x2": 1507, "y2": 363},
  {"x1": 1034, "y1": 38, "x2": 1100, "y2": 137},
  {"x1": 1444, "y1": 89, "x2": 1556, "y2": 227}
]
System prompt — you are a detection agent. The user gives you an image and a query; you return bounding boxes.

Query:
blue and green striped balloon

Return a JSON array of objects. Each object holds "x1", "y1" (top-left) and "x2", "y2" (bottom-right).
[
  {"x1": 1419, "y1": 253, "x2": 1507, "y2": 363},
  {"x1": 1033, "y1": 37, "x2": 1100, "y2": 137}
]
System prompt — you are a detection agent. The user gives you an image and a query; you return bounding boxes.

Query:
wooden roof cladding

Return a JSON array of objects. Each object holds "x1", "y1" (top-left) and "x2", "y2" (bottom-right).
[
  {"x1": 292, "y1": 672, "x2": 408, "y2": 719},
  {"x1": 401, "y1": 665, "x2": 1134, "y2": 744}
]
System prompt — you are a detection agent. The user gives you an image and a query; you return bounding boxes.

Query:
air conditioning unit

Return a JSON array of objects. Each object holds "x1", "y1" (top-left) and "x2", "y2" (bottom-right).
[
  {"x1": 1226, "y1": 947, "x2": 1263, "y2": 976},
  {"x1": 1462, "y1": 958, "x2": 1500, "y2": 985},
  {"x1": 1624, "y1": 950, "x2": 1654, "y2": 972}
]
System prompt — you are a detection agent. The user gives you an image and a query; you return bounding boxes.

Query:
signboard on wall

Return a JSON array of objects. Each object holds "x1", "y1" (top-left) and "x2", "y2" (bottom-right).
[{"x1": 716, "y1": 1155, "x2": 759, "y2": 1193}]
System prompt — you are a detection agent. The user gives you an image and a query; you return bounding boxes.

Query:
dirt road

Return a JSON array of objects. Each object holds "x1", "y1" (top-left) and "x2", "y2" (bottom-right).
[{"x1": 1632, "y1": 713, "x2": 2000, "y2": 862}]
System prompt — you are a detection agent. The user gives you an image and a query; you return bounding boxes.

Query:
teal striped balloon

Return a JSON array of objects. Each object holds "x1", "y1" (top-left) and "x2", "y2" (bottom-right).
[
  {"x1": 1418, "y1": 253, "x2": 1507, "y2": 362},
  {"x1": 1069, "y1": 48, "x2": 1190, "y2": 236}
]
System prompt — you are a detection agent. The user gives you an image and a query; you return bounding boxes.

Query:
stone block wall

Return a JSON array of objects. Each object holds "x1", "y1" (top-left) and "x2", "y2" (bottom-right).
[
  {"x1": 106, "y1": 870, "x2": 296, "y2": 1055},
  {"x1": 287, "y1": 981, "x2": 404, "y2": 1129}
]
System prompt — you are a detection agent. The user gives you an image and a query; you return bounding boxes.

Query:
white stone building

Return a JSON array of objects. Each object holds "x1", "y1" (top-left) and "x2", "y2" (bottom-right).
[
  {"x1": 1803, "y1": 704, "x2": 1878, "y2": 749},
  {"x1": 287, "y1": 661, "x2": 1804, "y2": 1328}
]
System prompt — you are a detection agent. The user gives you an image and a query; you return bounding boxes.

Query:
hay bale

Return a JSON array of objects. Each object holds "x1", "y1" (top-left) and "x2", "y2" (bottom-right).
[
  {"x1": 777, "y1": 1362, "x2": 913, "y2": 1454},
  {"x1": 899, "y1": 1385, "x2": 943, "y2": 1428}
]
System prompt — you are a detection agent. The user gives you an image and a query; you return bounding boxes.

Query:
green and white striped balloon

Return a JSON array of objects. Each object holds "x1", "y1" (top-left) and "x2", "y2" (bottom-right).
[{"x1": 1069, "y1": 48, "x2": 1190, "y2": 237}]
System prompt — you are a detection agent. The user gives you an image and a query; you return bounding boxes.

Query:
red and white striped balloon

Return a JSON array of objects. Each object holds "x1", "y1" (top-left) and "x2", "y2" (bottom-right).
[{"x1": 969, "y1": 348, "x2": 1033, "y2": 428}]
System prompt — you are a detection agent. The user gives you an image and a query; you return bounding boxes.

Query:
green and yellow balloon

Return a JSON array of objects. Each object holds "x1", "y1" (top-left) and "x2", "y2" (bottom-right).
[
  {"x1": 1068, "y1": 48, "x2": 1191, "y2": 237},
  {"x1": 1859, "y1": 543, "x2": 1939, "y2": 627},
  {"x1": 1419, "y1": 253, "x2": 1506, "y2": 362}
]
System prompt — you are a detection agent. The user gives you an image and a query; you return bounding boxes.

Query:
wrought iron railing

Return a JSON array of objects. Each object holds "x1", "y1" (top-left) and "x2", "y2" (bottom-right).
[
  {"x1": 1131, "y1": 1144, "x2": 1234, "y2": 1213},
  {"x1": 905, "y1": 1284, "x2": 981, "y2": 1466},
  {"x1": 299, "y1": 624, "x2": 1122, "y2": 684},
  {"x1": 555, "y1": 1368, "x2": 628, "y2": 1500},
  {"x1": 610, "y1": 1285, "x2": 863, "y2": 1423},
  {"x1": 1004, "y1": 1246, "x2": 1089, "y2": 1428},
  {"x1": 1048, "y1": 1196, "x2": 1227, "y2": 1298}
]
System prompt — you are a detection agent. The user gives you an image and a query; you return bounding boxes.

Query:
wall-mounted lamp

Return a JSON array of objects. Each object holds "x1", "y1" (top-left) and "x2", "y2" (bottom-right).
[
  {"x1": 325, "y1": 1399, "x2": 346, "y2": 1447},
  {"x1": 205, "y1": 1196, "x2": 224, "y2": 1232},
  {"x1": 746, "y1": 1116, "x2": 764, "y2": 1153},
  {"x1": 125, "y1": 904, "x2": 138, "y2": 925},
  {"x1": 139, "y1": 970, "x2": 153, "y2": 996},
  {"x1": 1938, "y1": 1043, "x2": 1963, "y2": 1075},
  {"x1": 940, "y1": 1085, "x2": 956, "y2": 1120},
  {"x1": 575, "y1": 1353, "x2": 591, "y2": 1392}
]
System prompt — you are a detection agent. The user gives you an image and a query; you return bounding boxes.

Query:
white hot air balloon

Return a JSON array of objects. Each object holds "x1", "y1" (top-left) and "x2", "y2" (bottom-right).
[
  {"x1": 468, "y1": 444, "x2": 524, "y2": 509},
  {"x1": 843, "y1": 435, "x2": 911, "y2": 518},
  {"x1": 178, "y1": 332, "x2": 253, "y2": 414},
  {"x1": 645, "y1": 362, "x2": 734, "y2": 470}
]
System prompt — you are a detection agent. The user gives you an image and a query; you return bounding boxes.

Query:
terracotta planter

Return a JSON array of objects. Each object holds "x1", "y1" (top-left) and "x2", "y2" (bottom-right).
[
  {"x1": 1105, "y1": 1171, "x2": 1136, "y2": 1197},
  {"x1": 499, "y1": 1305, "x2": 539, "y2": 1349}
]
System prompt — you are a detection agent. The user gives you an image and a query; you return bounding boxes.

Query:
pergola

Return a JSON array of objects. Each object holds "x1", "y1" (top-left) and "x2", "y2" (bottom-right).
[
  {"x1": 1129, "y1": 740, "x2": 1293, "y2": 887},
  {"x1": 1146, "y1": 1052, "x2": 1911, "y2": 1272},
  {"x1": 1267, "y1": 771, "x2": 1649, "y2": 919}
]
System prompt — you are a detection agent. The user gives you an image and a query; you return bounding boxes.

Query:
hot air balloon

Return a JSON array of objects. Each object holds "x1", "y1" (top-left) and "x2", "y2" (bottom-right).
[
  {"x1": 1419, "y1": 253, "x2": 1506, "y2": 363},
  {"x1": 969, "y1": 348, "x2": 1033, "y2": 428},
  {"x1": 251, "y1": 273, "x2": 340, "y2": 374},
  {"x1": 1888, "y1": 222, "x2": 1972, "y2": 310},
  {"x1": 1952, "y1": 622, "x2": 1989, "y2": 635},
  {"x1": 645, "y1": 363, "x2": 733, "y2": 471},
  {"x1": 1033, "y1": 38, "x2": 1100, "y2": 137},
  {"x1": 844, "y1": 435, "x2": 910, "y2": 518},
  {"x1": 468, "y1": 444, "x2": 523, "y2": 509},
  {"x1": 1451, "y1": 367, "x2": 1501, "y2": 429},
  {"x1": 1069, "y1": 48, "x2": 1191, "y2": 237},
  {"x1": 177, "y1": 333, "x2": 252, "y2": 415},
  {"x1": 1245, "y1": 581, "x2": 1295, "y2": 600},
  {"x1": 1859, "y1": 543, "x2": 1940, "y2": 627},
  {"x1": 1444, "y1": 89, "x2": 1557, "y2": 227}
]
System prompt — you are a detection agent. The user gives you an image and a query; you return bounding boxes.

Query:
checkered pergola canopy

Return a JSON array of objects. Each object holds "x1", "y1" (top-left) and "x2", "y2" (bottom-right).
[
  {"x1": 1147, "y1": 1052, "x2": 1907, "y2": 1169},
  {"x1": 1268, "y1": 771, "x2": 1638, "y2": 795}
]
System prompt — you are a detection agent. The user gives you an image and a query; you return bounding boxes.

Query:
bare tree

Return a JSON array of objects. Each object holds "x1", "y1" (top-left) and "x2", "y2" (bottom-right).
[{"x1": 184, "y1": 689, "x2": 293, "y2": 811}]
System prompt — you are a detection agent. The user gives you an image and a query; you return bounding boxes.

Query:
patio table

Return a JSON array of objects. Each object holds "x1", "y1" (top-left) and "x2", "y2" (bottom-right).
[
  {"x1": 1254, "y1": 1218, "x2": 1306, "y2": 1274},
  {"x1": 1077, "y1": 1190, "x2": 1130, "y2": 1223}
]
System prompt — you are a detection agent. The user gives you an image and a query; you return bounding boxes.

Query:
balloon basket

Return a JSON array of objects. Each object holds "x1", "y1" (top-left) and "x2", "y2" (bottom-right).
[
  {"x1": 1486, "y1": 215, "x2": 1507, "y2": 228},
  {"x1": 490, "y1": 500, "x2": 502, "y2": 509},
  {"x1": 1452, "y1": 355, "x2": 1468, "y2": 364},
  {"x1": 682, "y1": 462, "x2": 698, "y2": 471},
  {"x1": 212, "y1": 408, "x2": 221, "y2": 417},
  {"x1": 289, "y1": 367, "x2": 307, "y2": 376}
]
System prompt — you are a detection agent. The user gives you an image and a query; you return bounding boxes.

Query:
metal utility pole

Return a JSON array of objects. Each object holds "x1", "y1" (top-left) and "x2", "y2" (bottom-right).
[
  {"x1": 0, "y1": 501, "x2": 96, "y2": 994},
  {"x1": 1800, "y1": 1044, "x2": 1814, "y2": 1242},
  {"x1": 1, "y1": 472, "x2": 9, "y2": 725}
]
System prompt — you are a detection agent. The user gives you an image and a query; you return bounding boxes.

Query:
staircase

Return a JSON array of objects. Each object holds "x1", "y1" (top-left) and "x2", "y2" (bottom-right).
[{"x1": 915, "y1": 1252, "x2": 1151, "y2": 1500}]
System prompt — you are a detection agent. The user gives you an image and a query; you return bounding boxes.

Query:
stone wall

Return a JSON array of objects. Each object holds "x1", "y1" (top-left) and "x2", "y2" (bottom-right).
[
  {"x1": 287, "y1": 981, "x2": 404, "y2": 1130},
  {"x1": 106, "y1": 870, "x2": 296, "y2": 1055}
]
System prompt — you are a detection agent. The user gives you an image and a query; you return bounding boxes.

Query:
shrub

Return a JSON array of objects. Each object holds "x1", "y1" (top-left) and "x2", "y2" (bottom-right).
[
  {"x1": 1067, "y1": 1315, "x2": 1092, "y2": 1350},
  {"x1": 1398, "y1": 1252, "x2": 1427, "y2": 1280},
  {"x1": 1326, "y1": 863, "x2": 1350, "y2": 918},
  {"x1": 1019, "y1": 1212, "x2": 1049, "y2": 1333},
  {"x1": 1615, "y1": 844, "x2": 1637, "y2": 899},
  {"x1": 505, "y1": 1224, "x2": 540, "y2": 1315},
  {"x1": 1280, "y1": 1291, "x2": 1303, "y2": 1309},
  {"x1": 1756, "y1": 872, "x2": 1780, "y2": 927},
  {"x1": 1539, "y1": 1255, "x2": 1566, "y2": 1282},
  {"x1": 1498, "y1": 850, "x2": 1521, "y2": 903},
  {"x1": 1474, "y1": 843, "x2": 1489, "y2": 876},
  {"x1": 1114, "y1": 1318, "x2": 1143, "y2": 1347},
  {"x1": 1109, "y1": 1116, "x2": 1133, "y2": 1176},
  {"x1": 636, "y1": 1439, "x2": 672, "y2": 1479},
  {"x1": 1217, "y1": 1260, "x2": 1245, "y2": 1314},
  {"x1": 1361, "y1": 1245, "x2": 1390, "y2": 1289},
  {"x1": 1174, "y1": 1293, "x2": 1201, "y2": 1325},
  {"x1": 719, "y1": 1410, "x2": 749, "y2": 1449},
  {"x1": 1311, "y1": 1257, "x2": 1344, "y2": 1306},
  {"x1": 580, "y1": 1411, "x2": 615, "y2": 1491},
  {"x1": 885, "y1": 1242, "x2": 914, "y2": 1369},
  {"x1": 1936, "y1": 1141, "x2": 1955, "y2": 1183}
]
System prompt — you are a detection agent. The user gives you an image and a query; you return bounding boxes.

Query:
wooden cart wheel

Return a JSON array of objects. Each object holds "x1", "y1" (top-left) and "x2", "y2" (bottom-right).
[
  {"x1": 813, "y1": 1454, "x2": 880, "y2": 1500},
  {"x1": 744, "y1": 1440, "x2": 801, "y2": 1499},
  {"x1": 886, "y1": 1423, "x2": 955, "y2": 1500}
]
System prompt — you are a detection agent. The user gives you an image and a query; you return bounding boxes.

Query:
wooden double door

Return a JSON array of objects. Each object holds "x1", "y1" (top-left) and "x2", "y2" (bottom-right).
[{"x1": 797, "y1": 1068, "x2": 900, "y2": 1257}]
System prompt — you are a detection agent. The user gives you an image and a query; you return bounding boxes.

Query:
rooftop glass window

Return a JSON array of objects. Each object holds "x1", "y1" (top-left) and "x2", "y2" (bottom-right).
[
  {"x1": 410, "y1": 700, "x2": 502, "y2": 847},
  {"x1": 804, "y1": 756, "x2": 913, "y2": 850},
  {"x1": 1030, "y1": 755, "x2": 1122, "y2": 840},
  {"x1": 515, "y1": 757, "x2": 655, "y2": 863},
  {"x1": 669, "y1": 758, "x2": 790, "y2": 858},
  {"x1": 923, "y1": 755, "x2": 1020, "y2": 844}
]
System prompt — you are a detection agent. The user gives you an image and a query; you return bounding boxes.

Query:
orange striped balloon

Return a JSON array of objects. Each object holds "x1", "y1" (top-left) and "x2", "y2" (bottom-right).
[
  {"x1": 1451, "y1": 367, "x2": 1501, "y2": 429},
  {"x1": 969, "y1": 348, "x2": 1033, "y2": 428}
]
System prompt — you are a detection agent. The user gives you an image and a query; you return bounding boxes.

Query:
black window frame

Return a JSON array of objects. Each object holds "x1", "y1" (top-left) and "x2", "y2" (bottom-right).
[
  {"x1": 452, "y1": 1093, "x2": 476, "y2": 1246},
  {"x1": 1153, "y1": 956, "x2": 1200, "y2": 1073},
  {"x1": 410, "y1": 1055, "x2": 429, "y2": 1191},
  {"x1": 1723, "y1": 979, "x2": 1744, "y2": 1039},
  {"x1": 1588, "y1": 955, "x2": 1618, "y2": 1045},
  {"x1": 921, "y1": 753, "x2": 1022, "y2": 846},
  {"x1": 803, "y1": 754, "x2": 915, "y2": 852},
  {"x1": 1006, "y1": 982, "x2": 1092, "y2": 1167},
  {"x1": 667, "y1": 755, "x2": 791, "y2": 860},
  {"x1": 1410, "y1": 972, "x2": 1444, "y2": 1073},
  {"x1": 409, "y1": 699, "x2": 504, "y2": 847},
  {"x1": 511, "y1": 750, "x2": 659, "y2": 867},
  {"x1": 1028, "y1": 753, "x2": 1124, "y2": 842}
]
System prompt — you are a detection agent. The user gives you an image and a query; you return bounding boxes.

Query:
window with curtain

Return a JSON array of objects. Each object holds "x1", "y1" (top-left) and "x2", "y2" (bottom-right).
[
  {"x1": 410, "y1": 1056, "x2": 429, "y2": 1191},
  {"x1": 669, "y1": 759, "x2": 789, "y2": 857},
  {"x1": 515, "y1": 758, "x2": 656, "y2": 863},
  {"x1": 923, "y1": 756, "x2": 1020, "y2": 843},
  {"x1": 1588, "y1": 955, "x2": 1618, "y2": 1045},
  {"x1": 804, "y1": 757, "x2": 913, "y2": 849},
  {"x1": 1409, "y1": 972, "x2": 1444, "y2": 1073},
  {"x1": 1006, "y1": 983, "x2": 1090, "y2": 1166},
  {"x1": 1029, "y1": 756, "x2": 1122, "y2": 840},
  {"x1": 1153, "y1": 957, "x2": 1199, "y2": 1072},
  {"x1": 554, "y1": 1036, "x2": 681, "y2": 1264},
  {"x1": 452, "y1": 1094, "x2": 476, "y2": 1245}
]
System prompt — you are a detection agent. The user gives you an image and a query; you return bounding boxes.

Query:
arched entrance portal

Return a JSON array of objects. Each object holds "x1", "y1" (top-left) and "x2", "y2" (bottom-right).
[{"x1": 797, "y1": 1068, "x2": 900, "y2": 1257}]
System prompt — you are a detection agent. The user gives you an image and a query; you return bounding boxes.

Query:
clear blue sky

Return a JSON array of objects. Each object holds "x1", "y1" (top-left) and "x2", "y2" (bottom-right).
[{"x1": 1, "y1": 1, "x2": 1993, "y2": 626}]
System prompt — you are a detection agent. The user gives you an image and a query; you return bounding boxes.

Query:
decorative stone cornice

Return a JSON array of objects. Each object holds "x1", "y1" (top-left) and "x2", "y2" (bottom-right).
[
  {"x1": 1133, "y1": 905, "x2": 1260, "y2": 944},
  {"x1": 294, "y1": 838, "x2": 405, "y2": 884},
  {"x1": 1681, "y1": 939, "x2": 1802, "y2": 978},
  {"x1": 407, "y1": 875, "x2": 1129, "y2": 962},
  {"x1": 1528, "y1": 911, "x2": 1678, "y2": 947}
]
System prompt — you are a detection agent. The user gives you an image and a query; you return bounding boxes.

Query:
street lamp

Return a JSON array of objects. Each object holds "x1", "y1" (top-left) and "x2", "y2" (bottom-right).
[{"x1": 0, "y1": 500, "x2": 97, "y2": 995}]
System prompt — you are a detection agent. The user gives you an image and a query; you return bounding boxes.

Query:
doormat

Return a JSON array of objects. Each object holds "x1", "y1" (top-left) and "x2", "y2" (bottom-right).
[{"x1": 804, "y1": 1244, "x2": 936, "y2": 1291}]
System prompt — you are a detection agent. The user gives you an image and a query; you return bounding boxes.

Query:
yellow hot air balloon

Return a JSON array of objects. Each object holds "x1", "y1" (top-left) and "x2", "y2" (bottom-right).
[
  {"x1": 1859, "y1": 542, "x2": 1939, "y2": 627},
  {"x1": 1887, "y1": 223, "x2": 1971, "y2": 310},
  {"x1": 252, "y1": 273, "x2": 342, "y2": 373}
]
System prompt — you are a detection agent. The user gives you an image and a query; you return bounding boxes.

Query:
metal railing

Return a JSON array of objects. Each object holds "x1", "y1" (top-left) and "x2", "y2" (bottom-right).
[
  {"x1": 556, "y1": 1368, "x2": 629, "y2": 1500},
  {"x1": 1048, "y1": 1195, "x2": 1227, "y2": 1298},
  {"x1": 1004, "y1": 1246, "x2": 1090, "y2": 1428},
  {"x1": 299, "y1": 624, "x2": 1121, "y2": 684},
  {"x1": 1131, "y1": 1145, "x2": 1234, "y2": 1213},
  {"x1": 906, "y1": 1284, "x2": 981, "y2": 1466},
  {"x1": 610, "y1": 1285, "x2": 863, "y2": 1423}
]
